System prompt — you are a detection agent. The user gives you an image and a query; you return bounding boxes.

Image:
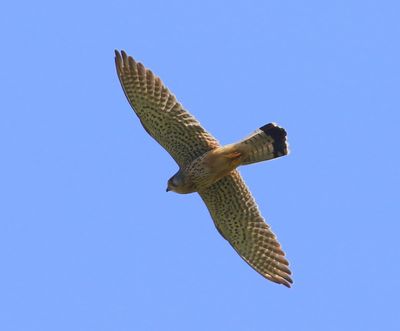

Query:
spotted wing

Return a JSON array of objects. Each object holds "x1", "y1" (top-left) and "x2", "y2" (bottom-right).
[
  {"x1": 199, "y1": 170, "x2": 292, "y2": 287},
  {"x1": 115, "y1": 50, "x2": 219, "y2": 167}
]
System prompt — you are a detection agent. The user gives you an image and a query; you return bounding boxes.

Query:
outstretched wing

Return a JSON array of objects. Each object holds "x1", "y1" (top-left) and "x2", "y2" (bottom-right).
[
  {"x1": 199, "y1": 170, "x2": 292, "y2": 287},
  {"x1": 115, "y1": 50, "x2": 219, "y2": 167}
]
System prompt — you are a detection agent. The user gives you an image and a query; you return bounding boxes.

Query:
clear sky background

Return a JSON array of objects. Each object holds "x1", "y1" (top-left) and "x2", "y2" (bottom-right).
[{"x1": 1, "y1": 1, "x2": 399, "y2": 330}]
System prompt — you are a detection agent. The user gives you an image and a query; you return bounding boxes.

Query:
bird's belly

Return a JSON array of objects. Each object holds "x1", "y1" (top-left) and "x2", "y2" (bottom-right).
[{"x1": 187, "y1": 149, "x2": 242, "y2": 191}]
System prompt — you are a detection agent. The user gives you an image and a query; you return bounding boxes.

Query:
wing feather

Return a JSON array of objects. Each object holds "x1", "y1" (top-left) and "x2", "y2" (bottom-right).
[
  {"x1": 115, "y1": 50, "x2": 219, "y2": 167},
  {"x1": 199, "y1": 170, "x2": 293, "y2": 287}
]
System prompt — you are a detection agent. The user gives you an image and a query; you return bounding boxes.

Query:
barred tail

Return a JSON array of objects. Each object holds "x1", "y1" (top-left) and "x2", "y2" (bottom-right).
[{"x1": 237, "y1": 123, "x2": 289, "y2": 166}]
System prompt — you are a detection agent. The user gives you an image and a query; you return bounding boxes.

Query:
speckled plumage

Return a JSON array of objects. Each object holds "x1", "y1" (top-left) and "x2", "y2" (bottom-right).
[{"x1": 115, "y1": 50, "x2": 292, "y2": 287}]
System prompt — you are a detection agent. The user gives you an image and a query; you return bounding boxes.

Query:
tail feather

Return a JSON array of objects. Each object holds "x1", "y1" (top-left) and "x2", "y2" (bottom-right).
[{"x1": 237, "y1": 123, "x2": 289, "y2": 166}]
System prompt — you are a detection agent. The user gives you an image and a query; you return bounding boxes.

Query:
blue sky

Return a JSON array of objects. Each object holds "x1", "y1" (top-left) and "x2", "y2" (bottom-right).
[{"x1": 1, "y1": 1, "x2": 399, "y2": 330}]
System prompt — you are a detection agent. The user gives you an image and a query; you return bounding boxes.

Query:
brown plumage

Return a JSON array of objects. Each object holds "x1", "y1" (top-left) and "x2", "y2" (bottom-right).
[{"x1": 115, "y1": 50, "x2": 292, "y2": 287}]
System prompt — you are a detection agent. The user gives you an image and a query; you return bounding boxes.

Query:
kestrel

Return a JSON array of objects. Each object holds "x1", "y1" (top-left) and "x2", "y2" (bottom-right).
[{"x1": 115, "y1": 50, "x2": 292, "y2": 287}]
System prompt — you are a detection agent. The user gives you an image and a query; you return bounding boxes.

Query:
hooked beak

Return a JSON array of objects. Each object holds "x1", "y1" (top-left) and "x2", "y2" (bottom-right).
[{"x1": 166, "y1": 187, "x2": 170, "y2": 192}]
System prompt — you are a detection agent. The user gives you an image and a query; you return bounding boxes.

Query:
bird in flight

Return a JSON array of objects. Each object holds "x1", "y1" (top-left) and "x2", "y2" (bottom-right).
[{"x1": 115, "y1": 50, "x2": 292, "y2": 287}]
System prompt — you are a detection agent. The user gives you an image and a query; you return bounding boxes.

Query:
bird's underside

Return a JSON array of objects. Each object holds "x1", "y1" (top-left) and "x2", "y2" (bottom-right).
[{"x1": 115, "y1": 50, "x2": 293, "y2": 287}]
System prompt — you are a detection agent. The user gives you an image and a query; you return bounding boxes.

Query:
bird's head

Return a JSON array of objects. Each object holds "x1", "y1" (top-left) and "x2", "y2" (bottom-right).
[
  {"x1": 166, "y1": 171, "x2": 194, "y2": 194},
  {"x1": 166, "y1": 170, "x2": 185, "y2": 193},
  {"x1": 166, "y1": 175, "x2": 181, "y2": 193}
]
